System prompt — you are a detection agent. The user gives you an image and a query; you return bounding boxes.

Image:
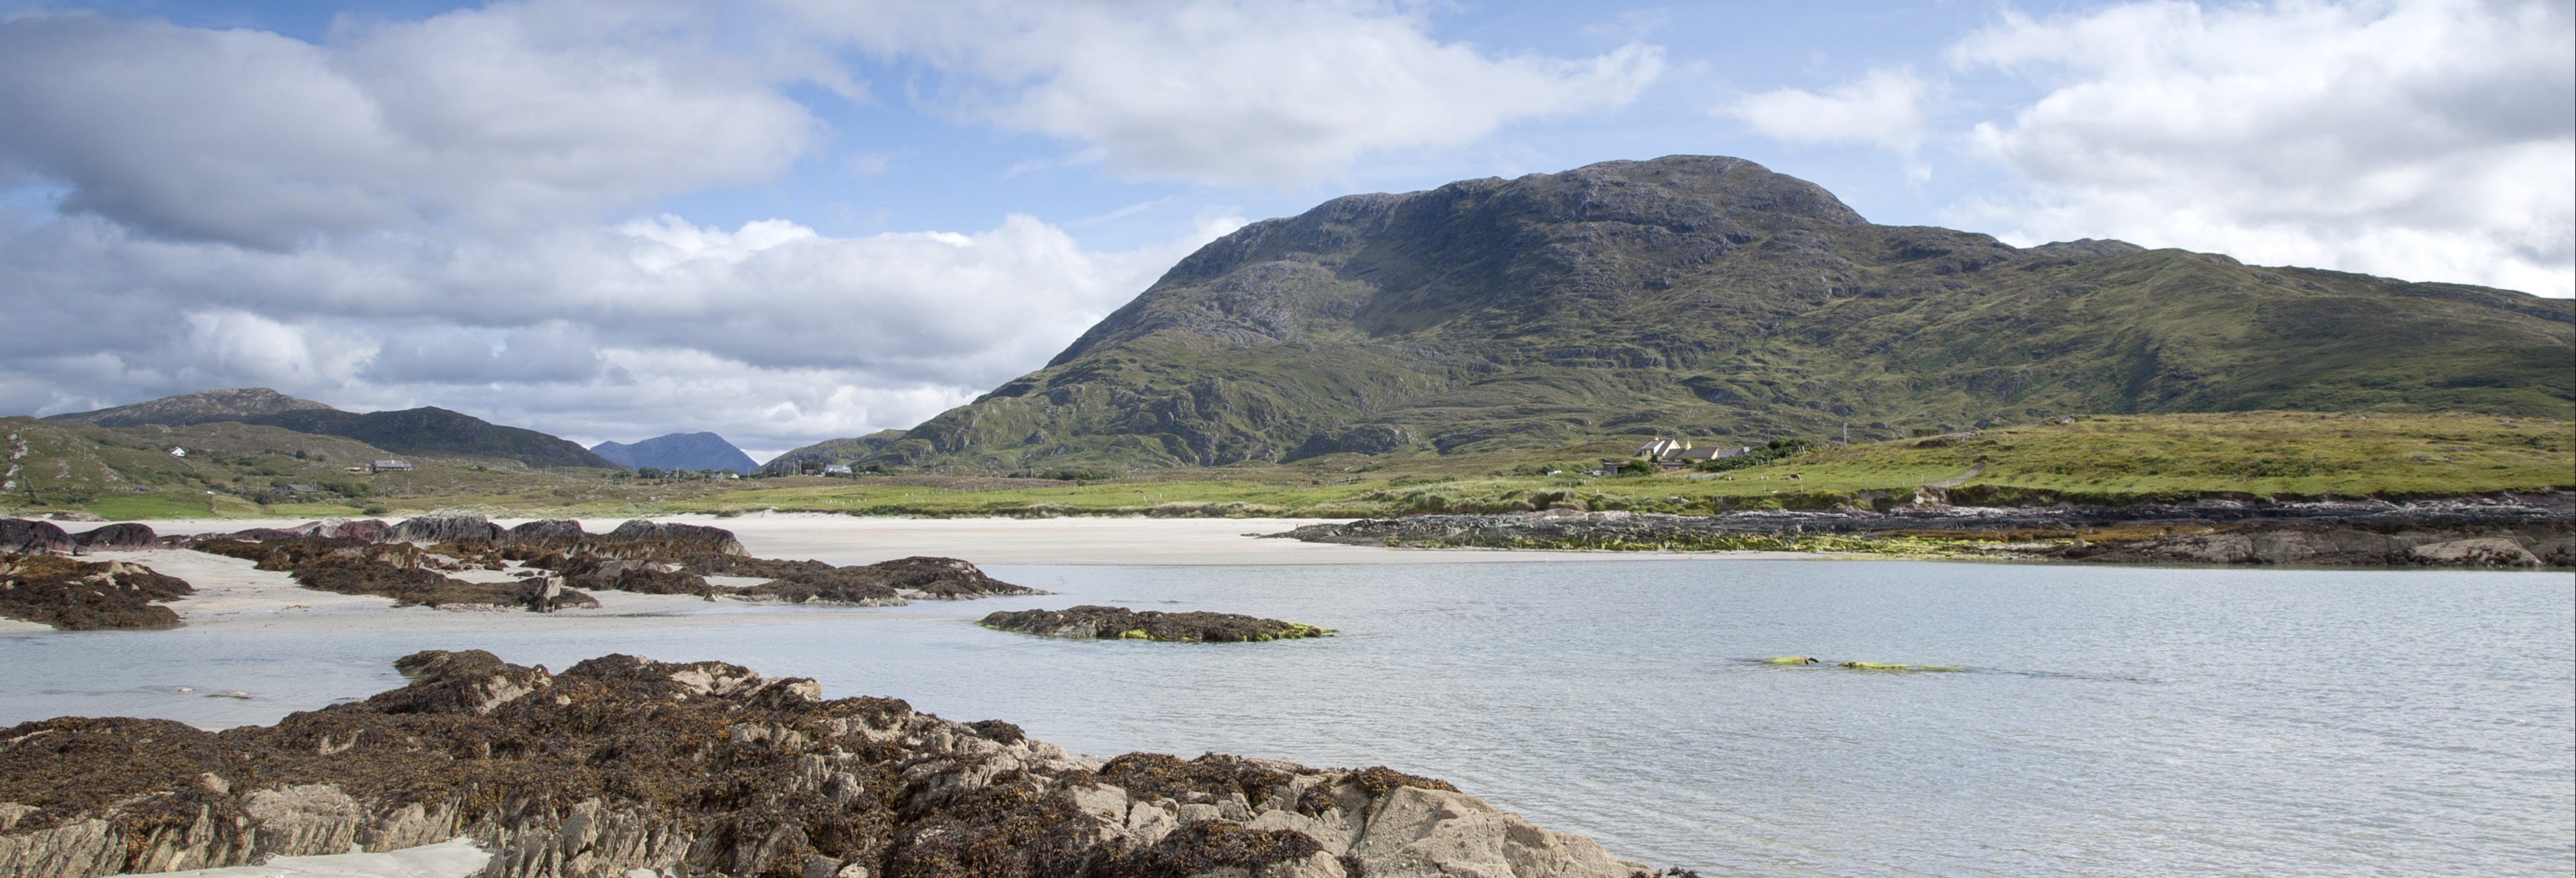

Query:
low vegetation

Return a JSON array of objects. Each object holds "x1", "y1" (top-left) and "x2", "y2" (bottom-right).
[{"x1": 4, "y1": 412, "x2": 2567, "y2": 521}]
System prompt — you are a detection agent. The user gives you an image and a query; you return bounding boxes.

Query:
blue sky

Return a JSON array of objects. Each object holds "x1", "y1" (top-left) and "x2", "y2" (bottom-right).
[{"x1": 1, "y1": 0, "x2": 2567, "y2": 458}]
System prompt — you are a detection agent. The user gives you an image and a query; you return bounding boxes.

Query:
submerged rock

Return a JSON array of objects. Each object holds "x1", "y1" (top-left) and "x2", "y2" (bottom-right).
[
  {"x1": 980, "y1": 605, "x2": 1334, "y2": 642},
  {"x1": 0, "y1": 650, "x2": 1657, "y2": 878},
  {"x1": 0, "y1": 554, "x2": 193, "y2": 630}
]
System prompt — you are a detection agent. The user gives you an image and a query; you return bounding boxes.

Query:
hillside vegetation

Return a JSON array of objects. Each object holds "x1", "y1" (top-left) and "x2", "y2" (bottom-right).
[
  {"x1": 671, "y1": 412, "x2": 2576, "y2": 519},
  {"x1": 8, "y1": 412, "x2": 2563, "y2": 520},
  {"x1": 771, "y1": 155, "x2": 2572, "y2": 473}
]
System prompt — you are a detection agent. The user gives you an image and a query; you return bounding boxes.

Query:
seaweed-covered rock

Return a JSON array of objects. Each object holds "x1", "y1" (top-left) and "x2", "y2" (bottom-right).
[
  {"x1": 980, "y1": 606, "x2": 1333, "y2": 642},
  {"x1": 870, "y1": 556, "x2": 1049, "y2": 599},
  {"x1": 388, "y1": 511, "x2": 503, "y2": 544},
  {"x1": 0, "y1": 554, "x2": 193, "y2": 630},
  {"x1": 68, "y1": 523, "x2": 156, "y2": 551},
  {"x1": 735, "y1": 566, "x2": 906, "y2": 606},
  {"x1": 0, "y1": 650, "x2": 1655, "y2": 878},
  {"x1": 289, "y1": 556, "x2": 589, "y2": 612},
  {"x1": 0, "y1": 519, "x2": 72, "y2": 556}
]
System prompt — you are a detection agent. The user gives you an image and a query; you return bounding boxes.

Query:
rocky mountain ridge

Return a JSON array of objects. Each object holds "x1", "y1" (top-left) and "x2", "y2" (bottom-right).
[{"x1": 781, "y1": 155, "x2": 2572, "y2": 471}]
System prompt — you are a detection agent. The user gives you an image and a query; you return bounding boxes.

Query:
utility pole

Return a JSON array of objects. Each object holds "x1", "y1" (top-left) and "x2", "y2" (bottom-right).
[{"x1": 1842, "y1": 422, "x2": 1850, "y2": 446}]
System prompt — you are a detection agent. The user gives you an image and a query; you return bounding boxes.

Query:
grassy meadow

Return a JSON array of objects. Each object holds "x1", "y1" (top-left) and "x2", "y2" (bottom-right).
[{"x1": 6, "y1": 411, "x2": 2565, "y2": 522}]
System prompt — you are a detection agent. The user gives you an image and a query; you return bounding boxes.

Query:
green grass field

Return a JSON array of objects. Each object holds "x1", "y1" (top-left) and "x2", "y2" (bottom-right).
[{"x1": 9, "y1": 411, "x2": 2565, "y2": 521}]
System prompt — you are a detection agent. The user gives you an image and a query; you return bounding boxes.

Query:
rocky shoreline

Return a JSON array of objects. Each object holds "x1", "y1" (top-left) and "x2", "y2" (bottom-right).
[
  {"x1": 1273, "y1": 492, "x2": 2576, "y2": 568},
  {"x1": 980, "y1": 606, "x2": 1334, "y2": 643},
  {"x1": 0, "y1": 650, "x2": 1674, "y2": 878}
]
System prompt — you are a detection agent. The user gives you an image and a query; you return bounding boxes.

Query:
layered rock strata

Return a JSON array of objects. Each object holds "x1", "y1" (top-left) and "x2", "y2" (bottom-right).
[
  {"x1": 0, "y1": 650, "x2": 1662, "y2": 878},
  {"x1": 980, "y1": 606, "x2": 1334, "y2": 643}
]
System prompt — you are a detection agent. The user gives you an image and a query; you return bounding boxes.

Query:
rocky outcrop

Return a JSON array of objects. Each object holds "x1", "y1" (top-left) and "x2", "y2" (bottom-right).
[
  {"x1": 0, "y1": 554, "x2": 193, "y2": 629},
  {"x1": 0, "y1": 520, "x2": 71, "y2": 556},
  {"x1": 0, "y1": 650, "x2": 1662, "y2": 878},
  {"x1": 390, "y1": 511, "x2": 506, "y2": 545},
  {"x1": 599, "y1": 519, "x2": 748, "y2": 559},
  {"x1": 1279, "y1": 494, "x2": 2575, "y2": 568},
  {"x1": 980, "y1": 606, "x2": 1333, "y2": 642},
  {"x1": 194, "y1": 537, "x2": 594, "y2": 613},
  {"x1": 68, "y1": 523, "x2": 156, "y2": 551}
]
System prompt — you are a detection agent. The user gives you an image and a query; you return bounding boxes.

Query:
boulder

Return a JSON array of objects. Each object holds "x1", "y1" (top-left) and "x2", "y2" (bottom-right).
[
  {"x1": 389, "y1": 511, "x2": 503, "y2": 544},
  {"x1": 68, "y1": 523, "x2": 156, "y2": 551},
  {"x1": 1347, "y1": 785, "x2": 1646, "y2": 877},
  {"x1": 2407, "y1": 538, "x2": 2542, "y2": 568},
  {"x1": 601, "y1": 520, "x2": 748, "y2": 558},
  {"x1": 0, "y1": 520, "x2": 71, "y2": 556},
  {"x1": 504, "y1": 519, "x2": 588, "y2": 547}
]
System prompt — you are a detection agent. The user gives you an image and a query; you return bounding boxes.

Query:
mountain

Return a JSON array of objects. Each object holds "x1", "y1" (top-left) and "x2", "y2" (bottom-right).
[
  {"x1": 592, "y1": 432, "x2": 757, "y2": 473},
  {"x1": 42, "y1": 387, "x2": 335, "y2": 428},
  {"x1": 244, "y1": 408, "x2": 620, "y2": 469},
  {"x1": 793, "y1": 155, "x2": 2572, "y2": 470}
]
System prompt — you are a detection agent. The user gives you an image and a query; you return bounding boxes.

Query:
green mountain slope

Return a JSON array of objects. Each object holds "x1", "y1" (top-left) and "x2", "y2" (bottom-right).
[
  {"x1": 243, "y1": 408, "x2": 620, "y2": 469},
  {"x1": 797, "y1": 155, "x2": 2572, "y2": 471}
]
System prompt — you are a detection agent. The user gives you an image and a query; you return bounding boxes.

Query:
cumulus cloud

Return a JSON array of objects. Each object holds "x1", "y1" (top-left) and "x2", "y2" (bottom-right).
[
  {"x1": 1947, "y1": 0, "x2": 2574, "y2": 296},
  {"x1": 0, "y1": 3, "x2": 828, "y2": 248},
  {"x1": 785, "y1": 0, "x2": 1666, "y2": 186},
  {"x1": 0, "y1": 208, "x2": 1238, "y2": 454},
  {"x1": 1723, "y1": 68, "x2": 1932, "y2": 153}
]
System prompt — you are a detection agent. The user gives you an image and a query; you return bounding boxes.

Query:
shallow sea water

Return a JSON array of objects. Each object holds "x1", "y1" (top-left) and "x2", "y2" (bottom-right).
[{"x1": 3, "y1": 559, "x2": 2570, "y2": 876}]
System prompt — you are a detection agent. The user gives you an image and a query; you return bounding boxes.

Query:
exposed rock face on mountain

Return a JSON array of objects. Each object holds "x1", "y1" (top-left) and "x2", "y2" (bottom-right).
[
  {"x1": 0, "y1": 650, "x2": 1657, "y2": 878},
  {"x1": 40, "y1": 387, "x2": 334, "y2": 428},
  {"x1": 592, "y1": 432, "x2": 759, "y2": 473},
  {"x1": 788, "y1": 155, "x2": 2573, "y2": 470}
]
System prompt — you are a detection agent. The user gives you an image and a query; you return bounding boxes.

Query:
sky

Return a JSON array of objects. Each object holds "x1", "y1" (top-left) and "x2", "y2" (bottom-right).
[{"x1": 1, "y1": 0, "x2": 2568, "y2": 461}]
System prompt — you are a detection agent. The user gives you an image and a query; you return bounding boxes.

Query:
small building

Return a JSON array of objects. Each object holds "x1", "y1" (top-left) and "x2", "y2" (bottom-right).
[
  {"x1": 822, "y1": 464, "x2": 853, "y2": 475},
  {"x1": 168, "y1": 447, "x2": 186, "y2": 457},
  {"x1": 1633, "y1": 437, "x2": 1686, "y2": 460},
  {"x1": 1672, "y1": 446, "x2": 1751, "y2": 462},
  {"x1": 368, "y1": 460, "x2": 413, "y2": 473}
]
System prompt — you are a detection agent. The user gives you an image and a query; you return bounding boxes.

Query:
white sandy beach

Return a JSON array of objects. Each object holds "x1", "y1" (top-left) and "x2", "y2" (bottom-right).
[{"x1": 14, "y1": 513, "x2": 1816, "y2": 635}]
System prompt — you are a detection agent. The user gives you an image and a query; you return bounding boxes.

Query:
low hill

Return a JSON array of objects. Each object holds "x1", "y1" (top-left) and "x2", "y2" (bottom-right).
[
  {"x1": 592, "y1": 432, "x2": 757, "y2": 473},
  {"x1": 243, "y1": 407, "x2": 619, "y2": 469},
  {"x1": 798, "y1": 155, "x2": 2571, "y2": 472},
  {"x1": 42, "y1": 387, "x2": 333, "y2": 428}
]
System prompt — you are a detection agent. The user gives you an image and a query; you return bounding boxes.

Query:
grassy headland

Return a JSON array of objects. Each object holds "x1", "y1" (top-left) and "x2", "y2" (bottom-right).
[{"x1": 6, "y1": 411, "x2": 2564, "y2": 521}]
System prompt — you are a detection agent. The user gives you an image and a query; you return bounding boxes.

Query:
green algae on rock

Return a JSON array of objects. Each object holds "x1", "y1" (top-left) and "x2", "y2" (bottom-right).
[{"x1": 979, "y1": 605, "x2": 1334, "y2": 642}]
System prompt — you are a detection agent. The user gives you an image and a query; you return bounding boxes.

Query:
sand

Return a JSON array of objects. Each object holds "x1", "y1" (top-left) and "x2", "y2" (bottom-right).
[{"x1": 37, "y1": 513, "x2": 1815, "y2": 634}]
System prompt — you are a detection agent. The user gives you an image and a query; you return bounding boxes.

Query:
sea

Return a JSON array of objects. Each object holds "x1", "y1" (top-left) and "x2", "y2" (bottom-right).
[{"x1": 3, "y1": 559, "x2": 2570, "y2": 877}]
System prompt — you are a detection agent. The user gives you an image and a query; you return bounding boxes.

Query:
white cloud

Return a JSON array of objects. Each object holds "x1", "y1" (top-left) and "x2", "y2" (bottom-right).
[
  {"x1": 0, "y1": 3, "x2": 829, "y2": 248},
  {"x1": 784, "y1": 0, "x2": 1666, "y2": 186},
  {"x1": 0, "y1": 206, "x2": 1240, "y2": 454},
  {"x1": 1948, "y1": 0, "x2": 2575, "y2": 296},
  {"x1": 1723, "y1": 68, "x2": 1932, "y2": 153}
]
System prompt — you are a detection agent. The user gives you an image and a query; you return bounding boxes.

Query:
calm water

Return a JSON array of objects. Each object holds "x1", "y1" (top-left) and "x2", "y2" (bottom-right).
[{"x1": 3, "y1": 560, "x2": 2570, "y2": 877}]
